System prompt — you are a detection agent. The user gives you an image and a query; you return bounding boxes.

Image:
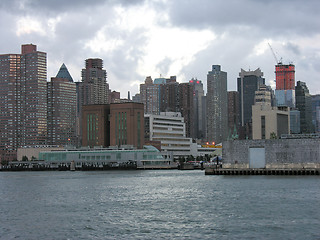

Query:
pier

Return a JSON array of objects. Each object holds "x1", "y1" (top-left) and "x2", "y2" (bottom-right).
[{"x1": 205, "y1": 167, "x2": 320, "y2": 175}]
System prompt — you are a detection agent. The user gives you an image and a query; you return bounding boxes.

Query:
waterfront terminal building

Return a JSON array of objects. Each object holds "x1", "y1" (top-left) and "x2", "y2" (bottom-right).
[{"x1": 38, "y1": 145, "x2": 175, "y2": 169}]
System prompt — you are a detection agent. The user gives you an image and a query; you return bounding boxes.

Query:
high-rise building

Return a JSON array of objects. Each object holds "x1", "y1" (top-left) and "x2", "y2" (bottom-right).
[
  {"x1": 201, "y1": 95, "x2": 207, "y2": 140},
  {"x1": 79, "y1": 58, "x2": 109, "y2": 105},
  {"x1": 132, "y1": 93, "x2": 141, "y2": 103},
  {"x1": 237, "y1": 68, "x2": 265, "y2": 139},
  {"x1": 141, "y1": 76, "x2": 195, "y2": 138},
  {"x1": 311, "y1": 94, "x2": 320, "y2": 133},
  {"x1": 140, "y1": 76, "x2": 160, "y2": 114},
  {"x1": 295, "y1": 81, "x2": 313, "y2": 133},
  {"x1": 109, "y1": 102, "x2": 145, "y2": 149},
  {"x1": 159, "y1": 77, "x2": 194, "y2": 138},
  {"x1": 290, "y1": 110, "x2": 300, "y2": 134},
  {"x1": 189, "y1": 79, "x2": 204, "y2": 139},
  {"x1": 275, "y1": 64, "x2": 295, "y2": 90},
  {"x1": 77, "y1": 58, "x2": 110, "y2": 144},
  {"x1": 179, "y1": 82, "x2": 194, "y2": 139},
  {"x1": 227, "y1": 91, "x2": 240, "y2": 139},
  {"x1": 110, "y1": 91, "x2": 120, "y2": 103},
  {"x1": 207, "y1": 65, "x2": 228, "y2": 144},
  {"x1": 275, "y1": 63, "x2": 295, "y2": 108},
  {"x1": 0, "y1": 44, "x2": 47, "y2": 161},
  {"x1": 159, "y1": 78, "x2": 180, "y2": 113},
  {"x1": 47, "y1": 64, "x2": 76, "y2": 146}
]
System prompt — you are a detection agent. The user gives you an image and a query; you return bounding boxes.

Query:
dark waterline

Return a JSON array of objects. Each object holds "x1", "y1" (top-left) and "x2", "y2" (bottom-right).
[{"x1": 0, "y1": 170, "x2": 319, "y2": 240}]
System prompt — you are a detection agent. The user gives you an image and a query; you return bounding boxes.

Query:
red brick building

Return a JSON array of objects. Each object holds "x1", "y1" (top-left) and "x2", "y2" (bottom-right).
[
  {"x1": 110, "y1": 102, "x2": 144, "y2": 149},
  {"x1": 82, "y1": 104, "x2": 110, "y2": 147}
]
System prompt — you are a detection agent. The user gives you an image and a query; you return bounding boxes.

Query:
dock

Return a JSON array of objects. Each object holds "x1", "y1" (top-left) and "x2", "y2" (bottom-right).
[{"x1": 205, "y1": 167, "x2": 320, "y2": 175}]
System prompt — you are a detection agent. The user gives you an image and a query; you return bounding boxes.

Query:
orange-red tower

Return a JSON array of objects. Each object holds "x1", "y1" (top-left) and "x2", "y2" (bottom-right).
[{"x1": 275, "y1": 64, "x2": 295, "y2": 90}]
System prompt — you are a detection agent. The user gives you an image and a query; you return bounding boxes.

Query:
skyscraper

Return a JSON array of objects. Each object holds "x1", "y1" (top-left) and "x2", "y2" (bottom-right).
[
  {"x1": 275, "y1": 63, "x2": 295, "y2": 108},
  {"x1": 159, "y1": 77, "x2": 194, "y2": 138},
  {"x1": 311, "y1": 94, "x2": 320, "y2": 133},
  {"x1": 179, "y1": 82, "x2": 194, "y2": 139},
  {"x1": 0, "y1": 44, "x2": 47, "y2": 161},
  {"x1": 159, "y1": 78, "x2": 180, "y2": 113},
  {"x1": 79, "y1": 58, "x2": 109, "y2": 106},
  {"x1": 295, "y1": 81, "x2": 313, "y2": 133},
  {"x1": 237, "y1": 68, "x2": 265, "y2": 139},
  {"x1": 207, "y1": 65, "x2": 228, "y2": 144},
  {"x1": 140, "y1": 76, "x2": 160, "y2": 114},
  {"x1": 47, "y1": 64, "x2": 76, "y2": 146},
  {"x1": 189, "y1": 79, "x2": 205, "y2": 139},
  {"x1": 227, "y1": 91, "x2": 240, "y2": 139},
  {"x1": 275, "y1": 64, "x2": 295, "y2": 90},
  {"x1": 77, "y1": 58, "x2": 110, "y2": 144}
]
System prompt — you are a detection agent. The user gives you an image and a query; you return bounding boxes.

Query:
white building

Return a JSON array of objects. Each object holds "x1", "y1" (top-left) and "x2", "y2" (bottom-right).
[{"x1": 145, "y1": 112, "x2": 218, "y2": 158}]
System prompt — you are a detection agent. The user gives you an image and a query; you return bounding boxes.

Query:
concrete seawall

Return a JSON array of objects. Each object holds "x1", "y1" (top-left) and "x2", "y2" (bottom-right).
[
  {"x1": 205, "y1": 139, "x2": 320, "y2": 175},
  {"x1": 223, "y1": 139, "x2": 320, "y2": 167}
]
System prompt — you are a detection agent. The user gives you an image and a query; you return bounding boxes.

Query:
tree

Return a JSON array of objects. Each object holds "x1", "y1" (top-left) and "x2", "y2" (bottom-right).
[
  {"x1": 22, "y1": 156, "x2": 28, "y2": 161},
  {"x1": 270, "y1": 132, "x2": 277, "y2": 139}
]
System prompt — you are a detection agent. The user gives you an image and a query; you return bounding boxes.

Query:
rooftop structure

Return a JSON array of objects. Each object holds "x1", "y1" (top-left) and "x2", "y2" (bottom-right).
[{"x1": 56, "y1": 63, "x2": 74, "y2": 82}]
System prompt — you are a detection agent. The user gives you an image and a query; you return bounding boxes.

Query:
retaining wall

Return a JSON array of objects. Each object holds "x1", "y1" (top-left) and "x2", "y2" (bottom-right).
[{"x1": 222, "y1": 139, "x2": 320, "y2": 169}]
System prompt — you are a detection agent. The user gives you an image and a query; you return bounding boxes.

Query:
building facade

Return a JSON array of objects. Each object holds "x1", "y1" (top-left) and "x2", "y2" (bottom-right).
[
  {"x1": 179, "y1": 82, "x2": 194, "y2": 139},
  {"x1": 207, "y1": 65, "x2": 228, "y2": 144},
  {"x1": 227, "y1": 91, "x2": 240, "y2": 139},
  {"x1": 237, "y1": 68, "x2": 265, "y2": 139},
  {"x1": 110, "y1": 102, "x2": 145, "y2": 149},
  {"x1": 77, "y1": 58, "x2": 110, "y2": 144},
  {"x1": 189, "y1": 79, "x2": 205, "y2": 139},
  {"x1": 145, "y1": 112, "x2": 192, "y2": 158},
  {"x1": 47, "y1": 76, "x2": 76, "y2": 146},
  {"x1": 223, "y1": 139, "x2": 320, "y2": 169},
  {"x1": 252, "y1": 85, "x2": 290, "y2": 139},
  {"x1": 295, "y1": 81, "x2": 313, "y2": 133},
  {"x1": 311, "y1": 94, "x2": 320, "y2": 133},
  {"x1": 82, "y1": 104, "x2": 110, "y2": 148},
  {"x1": 159, "y1": 78, "x2": 180, "y2": 113},
  {"x1": 0, "y1": 44, "x2": 47, "y2": 161},
  {"x1": 110, "y1": 91, "x2": 120, "y2": 103},
  {"x1": 290, "y1": 110, "x2": 301, "y2": 134},
  {"x1": 141, "y1": 76, "x2": 195, "y2": 139},
  {"x1": 275, "y1": 64, "x2": 295, "y2": 108},
  {"x1": 275, "y1": 63, "x2": 295, "y2": 90},
  {"x1": 140, "y1": 76, "x2": 160, "y2": 114}
]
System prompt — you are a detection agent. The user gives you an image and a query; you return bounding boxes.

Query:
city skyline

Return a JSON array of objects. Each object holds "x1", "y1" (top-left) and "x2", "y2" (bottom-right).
[{"x1": 0, "y1": 0, "x2": 319, "y2": 97}]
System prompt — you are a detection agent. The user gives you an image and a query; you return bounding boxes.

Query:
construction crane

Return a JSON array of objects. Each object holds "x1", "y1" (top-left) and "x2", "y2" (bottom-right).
[{"x1": 268, "y1": 42, "x2": 282, "y2": 64}]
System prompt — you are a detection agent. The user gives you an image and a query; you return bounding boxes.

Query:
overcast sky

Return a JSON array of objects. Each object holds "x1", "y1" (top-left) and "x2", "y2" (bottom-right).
[{"x1": 1, "y1": 0, "x2": 320, "y2": 96}]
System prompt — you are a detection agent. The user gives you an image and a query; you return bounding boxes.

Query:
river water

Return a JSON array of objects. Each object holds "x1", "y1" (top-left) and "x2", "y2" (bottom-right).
[{"x1": 0, "y1": 170, "x2": 319, "y2": 240}]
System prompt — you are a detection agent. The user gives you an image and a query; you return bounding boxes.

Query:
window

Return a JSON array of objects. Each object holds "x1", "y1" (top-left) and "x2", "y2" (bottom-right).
[{"x1": 261, "y1": 116, "x2": 265, "y2": 139}]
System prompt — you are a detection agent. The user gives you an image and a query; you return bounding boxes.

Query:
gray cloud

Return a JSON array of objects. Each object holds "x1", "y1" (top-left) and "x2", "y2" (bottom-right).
[
  {"x1": 0, "y1": 0, "x2": 319, "y2": 96},
  {"x1": 167, "y1": 0, "x2": 320, "y2": 36},
  {"x1": 284, "y1": 42, "x2": 301, "y2": 56},
  {"x1": 0, "y1": 0, "x2": 145, "y2": 15}
]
